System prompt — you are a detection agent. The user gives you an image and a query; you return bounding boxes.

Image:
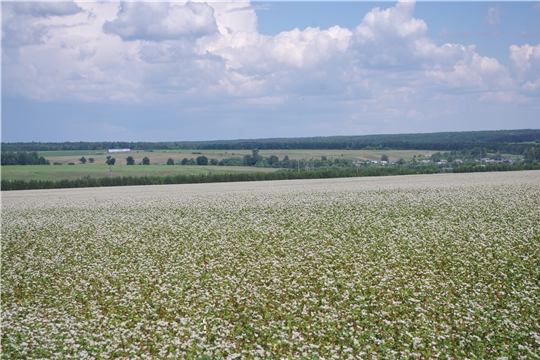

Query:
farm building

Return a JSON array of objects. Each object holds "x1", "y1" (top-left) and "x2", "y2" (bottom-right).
[{"x1": 108, "y1": 149, "x2": 131, "y2": 153}]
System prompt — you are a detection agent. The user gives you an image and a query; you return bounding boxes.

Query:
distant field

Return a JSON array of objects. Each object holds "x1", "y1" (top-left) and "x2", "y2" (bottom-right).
[
  {"x1": 35, "y1": 150, "x2": 111, "y2": 157},
  {"x1": 38, "y1": 149, "x2": 441, "y2": 166},
  {"x1": 1, "y1": 165, "x2": 277, "y2": 181},
  {"x1": 4, "y1": 149, "x2": 519, "y2": 182}
]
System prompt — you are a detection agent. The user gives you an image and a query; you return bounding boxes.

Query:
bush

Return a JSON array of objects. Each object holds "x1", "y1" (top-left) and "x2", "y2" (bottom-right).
[
  {"x1": 53, "y1": 162, "x2": 62, "y2": 165},
  {"x1": 67, "y1": 163, "x2": 75, "y2": 165}
]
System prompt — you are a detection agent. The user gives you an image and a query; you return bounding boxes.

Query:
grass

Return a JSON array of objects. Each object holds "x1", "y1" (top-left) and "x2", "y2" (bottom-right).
[{"x1": 0, "y1": 165, "x2": 277, "y2": 181}]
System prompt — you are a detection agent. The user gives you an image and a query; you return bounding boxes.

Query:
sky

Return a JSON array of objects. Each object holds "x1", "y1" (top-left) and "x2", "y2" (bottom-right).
[{"x1": 2, "y1": 1, "x2": 540, "y2": 143}]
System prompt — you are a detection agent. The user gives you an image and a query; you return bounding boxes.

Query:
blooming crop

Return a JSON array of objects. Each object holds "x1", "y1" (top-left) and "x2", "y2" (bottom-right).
[{"x1": 2, "y1": 171, "x2": 540, "y2": 358}]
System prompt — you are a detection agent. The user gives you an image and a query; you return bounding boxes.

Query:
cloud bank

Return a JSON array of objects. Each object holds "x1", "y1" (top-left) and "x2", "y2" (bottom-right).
[{"x1": 2, "y1": 1, "x2": 539, "y2": 141}]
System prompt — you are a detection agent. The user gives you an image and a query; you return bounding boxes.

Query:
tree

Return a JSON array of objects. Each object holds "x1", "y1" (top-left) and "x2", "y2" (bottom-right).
[
  {"x1": 282, "y1": 155, "x2": 290, "y2": 168},
  {"x1": 166, "y1": 158, "x2": 174, "y2": 165},
  {"x1": 267, "y1": 155, "x2": 279, "y2": 167},
  {"x1": 381, "y1": 154, "x2": 389, "y2": 162},
  {"x1": 142, "y1": 157, "x2": 150, "y2": 165},
  {"x1": 397, "y1": 158, "x2": 406, "y2": 168},
  {"x1": 524, "y1": 147, "x2": 540, "y2": 163},
  {"x1": 209, "y1": 158, "x2": 218, "y2": 165},
  {"x1": 252, "y1": 148, "x2": 262, "y2": 163},
  {"x1": 79, "y1": 156, "x2": 87, "y2": 164},
  {"x1": 126, "y1": 156, "x2": 135, "y2": 165},
  {"x1": 181, "y1": 158, "x2": 188, "y2": 165},
  {"x1": 1, "y1": 151, "x2": 49, "y2": 165},
  {"x1": 243, "y1": 154, "x2": 254, "y2": 166},
  {"x1": 196, "y1": 156, "x2": 208, "y2": 165},
  {"x1": 88, "y1": 158, "x2": 94, "y2": 163},
  {"x1": 105, "y1": 155, "x2": 116, "y2": 165}
]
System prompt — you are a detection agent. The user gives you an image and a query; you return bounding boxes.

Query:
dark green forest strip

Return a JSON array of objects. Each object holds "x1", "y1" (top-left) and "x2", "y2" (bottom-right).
[
  {"x1": 2, "y1": 163, "x2": 539, "y2": 191},
  {"x1": 3, "y1": 129, "x2": 539, "y2": 152}
]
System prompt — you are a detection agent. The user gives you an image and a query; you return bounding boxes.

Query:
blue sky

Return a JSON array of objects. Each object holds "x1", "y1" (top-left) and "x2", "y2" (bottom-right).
[{"x1": 2, "y1": 1, "x2": 540, "y2": 142}]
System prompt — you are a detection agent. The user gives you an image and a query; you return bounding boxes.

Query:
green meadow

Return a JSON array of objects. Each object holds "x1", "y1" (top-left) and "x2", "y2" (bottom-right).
[{"x1": 0, "y1": 165, "x2": 277, "y2": 182}]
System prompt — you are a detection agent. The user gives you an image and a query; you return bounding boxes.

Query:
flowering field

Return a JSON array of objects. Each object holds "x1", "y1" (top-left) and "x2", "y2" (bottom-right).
[{"x1": 2, "y1": 171, "x2": 540, "y2": 359}]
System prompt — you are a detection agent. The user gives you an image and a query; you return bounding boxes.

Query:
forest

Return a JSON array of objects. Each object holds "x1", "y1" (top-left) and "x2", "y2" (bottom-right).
[{"x1": 3, "y1": 129, "x2": 539, "y2": 153}]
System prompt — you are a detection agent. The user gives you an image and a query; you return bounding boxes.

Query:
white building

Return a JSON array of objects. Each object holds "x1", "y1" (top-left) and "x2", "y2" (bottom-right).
[{"x1": 108, "y1": 149, "x2": 130, "y2": 153}]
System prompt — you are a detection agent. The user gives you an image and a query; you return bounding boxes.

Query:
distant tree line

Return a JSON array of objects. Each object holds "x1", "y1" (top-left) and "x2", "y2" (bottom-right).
[
  {"x1": 167, "y1": 150, "x2": 365, "y2": 169},
  {"x1": 2, "y1": 163, "x2": 538, "y2": 191},
  {"x1": 429, "y1": 147, "x2": 540, "y2": 163},
  {"x1": 2, "y1": 129, "x2": 539, "y2": 153},
  {"x1": 1, "y1": 151, "x2": 49, "y2": 165},
  {"x1": 165, "y1": 147, "x2": 540, "y2": 170}
]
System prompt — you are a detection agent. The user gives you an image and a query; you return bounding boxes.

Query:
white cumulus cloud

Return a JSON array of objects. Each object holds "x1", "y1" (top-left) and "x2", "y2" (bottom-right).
[
  {"x1": 102, "y1": 2, "x2": 218, "y2": 42},
  {"x1": 2, "y1": 0, "x2": 538, "y2": 117}
]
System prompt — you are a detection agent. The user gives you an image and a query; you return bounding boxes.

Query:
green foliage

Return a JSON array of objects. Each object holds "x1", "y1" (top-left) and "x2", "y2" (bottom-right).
[
  {"x1": 381, "y1": 154, "x2": 389, "y2": 162},
  {"x1": 79, "y1": 156, "x2": 87, "y2": 164},
  {"x1": 166, "y1": 158, "x2": 175, "y2": 165},
  {"x1": 88, "y1": 158, "x2": 94, "y2": 163},
  {"x1": 1, "y1": 151, "x2": 50, "y2": 165},
  {"x1": 196, "y1": 156, "x2": 208, "y2": 166},
  {"x1": 126, "y1": 156, "x2": 135, "y2": 165},
  {"x1": 53, "y1": 162, "x2": 62, "y2": 165},
  {"x1": 142, "y1": 157, "x2": 150, "y2": 165},
  {"x1": 218, "y1": 157, "x2": 243, "y2": 166},
  {"x1": 267, "y1": 155, "x2": 279, "y2": 167},
  {"x1": 524, "y1": 147, "x2": 540, "y2": 163},
  {"x1": 209, "y1": 158, "x2": 218, "y2": 166},
  {"x1": 105, "y1": 156, "x2": 116, "y2": 166}
]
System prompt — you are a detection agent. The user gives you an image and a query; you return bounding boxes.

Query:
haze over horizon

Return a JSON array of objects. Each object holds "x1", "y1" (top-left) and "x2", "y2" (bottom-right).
[{"x1": 2, "y1": 1, "x2": 540, "y2": 143}]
